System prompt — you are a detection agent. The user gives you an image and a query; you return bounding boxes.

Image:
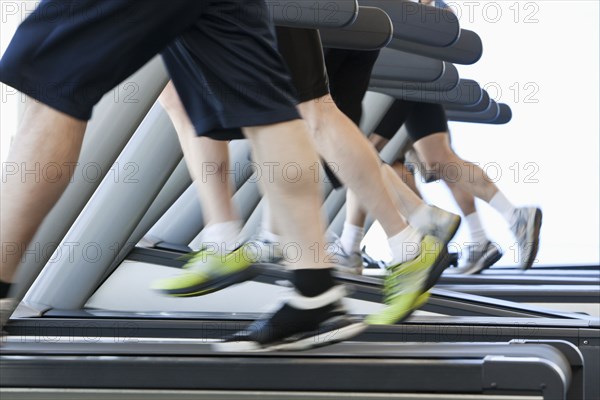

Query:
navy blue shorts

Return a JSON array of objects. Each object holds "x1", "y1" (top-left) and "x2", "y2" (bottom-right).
[
  {"x1": 162, "y1": 2, "x2": 300, "y2": 140},
  {"x1": 0, "y1": 0, "x2": 300, "y2": 139}
]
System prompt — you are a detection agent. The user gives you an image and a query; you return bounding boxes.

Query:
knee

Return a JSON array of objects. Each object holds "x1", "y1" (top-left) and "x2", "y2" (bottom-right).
[
  {"x1": 420, "y1": 147, "x2": 457, "y2": 171},
  {"x1": 158, "y1": 82, "x2": 186, "y2": 116},
  {"x1": 298, "y1": 95, "x2": 337, "y2": 140}
]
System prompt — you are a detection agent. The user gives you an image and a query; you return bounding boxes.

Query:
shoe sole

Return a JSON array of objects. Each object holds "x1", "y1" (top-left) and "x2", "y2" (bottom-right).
[
  {"x1": 423, "y1": 241, "x2": 452, "y2": 292},
  {"x1": 0, "y1": 298, "x2": 18, "y2": 332},
  {"x1": 521, "y1": 208, "x2": 543, "y2": 271},
  {"x1": 212, "y1": 322, "x2": 366, "y2": 353},
  {"x1": 448, "y1": 248, "x2": 503, "y2": 275},
  {"x1": 158, "y1": 266, "x2": 258, "y2": 298},
  {"x1": 366, "y1": 291, "x2": 430, "y2": 326},
  {"x1": 477, "y1": 248, "x2": 503, "y2": 274},
  {"x1": 424, "y1": 215, "x2": 462, "y2": 290}
]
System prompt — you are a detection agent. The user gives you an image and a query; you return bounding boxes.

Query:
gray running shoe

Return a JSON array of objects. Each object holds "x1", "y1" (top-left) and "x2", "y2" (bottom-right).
[
  {"x1": 412, "y1": 205, "x2": 461, "y2": 245},
  {"x1": 328, "y1": 236, "x2": 363, "y2": 275},
  {"x1": 510, "y1": 207, "x2": 543, "y2": 270},
  {"x1": 332, "y1": 247, "x2": 363, "y2": 275},
  {"x1": 448, "y1": 241, "x2": 503, "y2": 275},
  {"x1": 249, "y1": 233, "x2": 284, "y2": 264}
]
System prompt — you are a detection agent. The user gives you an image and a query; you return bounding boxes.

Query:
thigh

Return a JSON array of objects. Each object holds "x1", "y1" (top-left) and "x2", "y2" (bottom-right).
[{"x1": 0, "y1": 0, "x2": 206, "y2": 120}]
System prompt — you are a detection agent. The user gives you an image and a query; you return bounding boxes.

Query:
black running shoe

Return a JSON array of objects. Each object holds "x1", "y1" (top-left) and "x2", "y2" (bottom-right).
[{"x1": 213, "y1": 286, "x2": 365, "y2": 352}]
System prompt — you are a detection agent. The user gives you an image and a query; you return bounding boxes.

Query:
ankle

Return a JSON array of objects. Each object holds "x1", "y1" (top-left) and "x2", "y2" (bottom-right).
[{"x1": 293, "y1": 268, "x2": 335, "y2": 297}]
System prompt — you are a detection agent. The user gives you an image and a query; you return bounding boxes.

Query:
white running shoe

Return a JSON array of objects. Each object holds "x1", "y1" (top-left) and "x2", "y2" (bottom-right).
[{"x1": 510, "y1": 207, "x2": 543, "y2": 270}]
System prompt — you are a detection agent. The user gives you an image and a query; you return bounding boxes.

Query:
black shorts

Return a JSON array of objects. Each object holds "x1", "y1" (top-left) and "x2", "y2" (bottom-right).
[
  {"x1": 275, "y1": 27, "x2": 330, "y2": 103},
  {"x1": 375, "y1": 100, "x2": 449, "y2": 142},
  {"x1": 275, "y1": 28, "x2": 344, "y2": 187},
  {"x1": 325, "y1": 49, "x2": 381, "y2": 125},
  {"x1": 1, "y1": 0, "x2": 300, "y2": 140}
]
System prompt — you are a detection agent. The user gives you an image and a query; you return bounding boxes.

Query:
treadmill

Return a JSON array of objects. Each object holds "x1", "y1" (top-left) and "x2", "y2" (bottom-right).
[{"x1": 2, "y1": 3, "x2": 598, "y2": 400}]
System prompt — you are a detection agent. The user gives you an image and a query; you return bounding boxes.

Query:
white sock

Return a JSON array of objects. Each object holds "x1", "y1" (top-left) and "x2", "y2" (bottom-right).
[
  {"x1": 201, "y1": 220, "x2": 242, "y2": 255},
  {"x1": 489, "y1": 191, "x2": 517, "y2": 223},
  {"x1": 465, "y1": 212, "x2": 488, "y2": 245},
  {"x1": 388, "y1": 225, "x2": 424, "y2": 265},
  {"x1": 340, "y1": 222, "x2": 364, "y2": 254}
]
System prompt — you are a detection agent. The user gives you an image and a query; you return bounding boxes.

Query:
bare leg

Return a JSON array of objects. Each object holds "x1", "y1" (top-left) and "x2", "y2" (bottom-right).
[
  {"x1": 344, "y1": 132, "x2": 425, "y2": 230},
  {"x1": 381, "y1": 163, "x2": 424, "y2": 220},
  {"x1": 345, "y1": 189, "x2": 368, "y2": 227},
  {"x1": 446, "y1": 181, "x2": 477, "y2": 216},
  {"x1": 413, "y1": 133, "x2": 499, "y2": 202},
  {"x1": 159, "y1": 83, "x2": 237, "y2": 225},
  {"x1": 243, "y1": 120, "x2": 330, "y2": 269},
  {"x1": 391, "y1": 161, "x2": 421, "y2": 198},
  {"x1": 344, "y1": 160, "x2": 421, "y2": 229},
  {"x1": 299, "y1": 95, "x2": 407, "y2": 237},
  {"x1": 1, "y1": 102, "x2": 86, "y2": 282}
]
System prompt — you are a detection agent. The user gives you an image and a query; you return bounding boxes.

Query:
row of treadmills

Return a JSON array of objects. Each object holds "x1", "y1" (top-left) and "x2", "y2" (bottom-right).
[{"x1": 1, "y1": 1, "x2": 598, "y2": 399}]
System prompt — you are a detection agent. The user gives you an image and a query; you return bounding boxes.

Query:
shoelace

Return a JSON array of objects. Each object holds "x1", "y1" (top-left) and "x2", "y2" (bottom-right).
[
  {"x1": 512, "y1": 211, "x2": 529, "y2": 245},
  {"x1": 464, "y1": 242, "x2": 490, "y2": 263}
]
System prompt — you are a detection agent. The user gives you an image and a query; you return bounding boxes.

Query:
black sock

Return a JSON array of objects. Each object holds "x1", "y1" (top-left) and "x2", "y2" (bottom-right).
[
  {"x1": 293, "y1": 268, "x2": 335, "y2": 297},
  {"x1": 0, "y1": 280, "x2": 11, "y2": 298}
]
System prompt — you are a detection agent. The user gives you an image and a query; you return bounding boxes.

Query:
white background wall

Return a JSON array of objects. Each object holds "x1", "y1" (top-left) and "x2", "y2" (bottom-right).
[
  {"x1": 364, "y1": 0, "x2": 600, "y2": 267},
  {"x1": 1, "y1": 1, "x2": 599, "y2": 266}
]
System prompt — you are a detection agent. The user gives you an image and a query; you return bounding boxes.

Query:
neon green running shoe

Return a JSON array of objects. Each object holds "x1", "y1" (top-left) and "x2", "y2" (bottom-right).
[
  {"x1": 366, "y1": 235, "x2": 443, "y2": 325},
  {"x1": 151, "y1": 243, "x2": 260, "y2": 297}
]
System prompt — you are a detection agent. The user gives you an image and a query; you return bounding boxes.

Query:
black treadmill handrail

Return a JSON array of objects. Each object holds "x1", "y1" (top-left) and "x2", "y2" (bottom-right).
[{"x1": 1, "y1": 341, "x2": 576, "y2": 399}]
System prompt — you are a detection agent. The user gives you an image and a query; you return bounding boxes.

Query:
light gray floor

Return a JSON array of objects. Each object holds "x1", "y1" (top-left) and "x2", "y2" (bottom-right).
[
  {"x1": 86, "y1": 261, "x2": 442, "y2": 316},
  {"x1": 86, "y1": 260, "x2": 600, "y2": 317}
]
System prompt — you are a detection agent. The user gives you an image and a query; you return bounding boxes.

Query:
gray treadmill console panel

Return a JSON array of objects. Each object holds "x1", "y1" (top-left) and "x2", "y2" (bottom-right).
[
  {"x1": 446, "y1": 100, "x2": 501, "y2": 124},
  {"x1": 372, "y1": 79, "x2": 483, "y2": 106},
  {"x1": 360, "y1": 0, "x2": 460, "y2": 47},
  {"x1": 373, "y1": 47, "x2": 444, "y2": 83},
  {"x1": 320, "y1": 6, "x2": 393, "y2": 50},
  {"x1": 370, "y1": 62, "x2": 460, "y2": 92},
  {"x1": 390, "y1": 29, "x2": 483, "y2": 65},
  {"x1": 491, "y1": 103, "x2": 513, "y2": 124},
  {"x1": 269, "y1": 0, "x2": 358, "y2": 28},
  {"x1": 446, "y1": 89, "x2": 490, "y2": 113}
]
